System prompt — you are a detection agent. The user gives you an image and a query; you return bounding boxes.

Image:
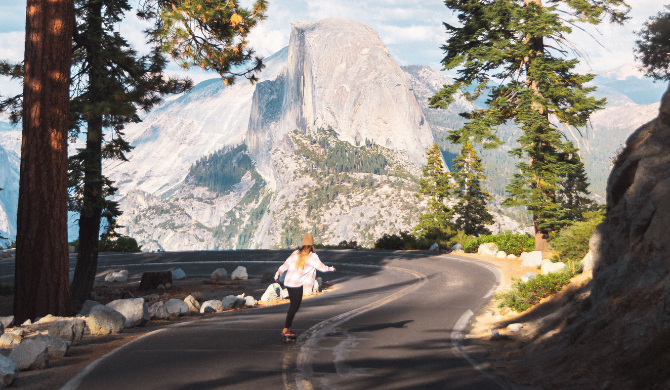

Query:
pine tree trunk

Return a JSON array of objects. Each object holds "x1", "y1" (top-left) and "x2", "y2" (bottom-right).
[
  {"x1": 524, "y1": 0, "x2": 551, "y2": 251},
  {"x1": 69, "y1": 1, "x2": 105, "y2": 311},
  {"x1": 15, "y1": 0, "x2": 74, "y2": 322}
]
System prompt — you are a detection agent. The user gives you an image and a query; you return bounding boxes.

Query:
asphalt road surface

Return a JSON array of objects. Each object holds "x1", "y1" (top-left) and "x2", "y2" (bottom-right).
[{"x1": 51, "y1": 250, "x2": 510, "y2": 390}]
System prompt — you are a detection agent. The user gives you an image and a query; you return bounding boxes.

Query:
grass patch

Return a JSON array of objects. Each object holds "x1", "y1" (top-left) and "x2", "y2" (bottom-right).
[{"x1": 496, "y1": 271, "x2": 574, "y2": 312}]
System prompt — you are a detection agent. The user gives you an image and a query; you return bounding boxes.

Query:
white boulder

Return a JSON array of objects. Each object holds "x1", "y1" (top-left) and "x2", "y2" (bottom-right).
[
  {"x1": 106, "y1": 298, "x2": 149, "y2": 328},
  {"x1": 48, "y1": 319, "x2": 86, "y2": 346},
  {"x1": 231, "y1": 266, "x2": 248, "y2": 280},
  {"x1": 0, "y1": 316, "x2": 14, "y2": 329},
  {"x1": 507, "y1": 254, "x2": 517, "y2": 259},
  {"x1": 496, "y1": 251, "x2": 506, "y2": 258},
  {"x1": 184, "y1": 295, "x2": 201, "y2": 314},
  {"x1": 88, "y1": 305, "x2": 125, "y2": 335},
  {"x1": 280, "y1": 288, "x2": 289, "y2": 299},
  {"x1": 222, "y1": 295, "x2": 246, "y2": 310},
  {"x1": 165, "y1": 299, "x2": 189, "y2": 316},
  {"x1": 0, "y1": 354, "x2": 18, "y2": 386},
  {"x1": 9, "y1": 338, "x2": 49, "y2": 371},
  {"x1": 211, "y1": 268, "x2": 228, "y2": 280},
  {"x1": 520, "y1": 251, "x2": 543, "y2": 268},
  {"x1": 171, "y1": 268, "x2": 186, "y2": 280},
  {"x1": 521, "y1": 272, "x2": 538, "y2": 283},
  {"x1": 429, "y1": 243, "x2": 439, "y2": 251},
  {"x1": 0, "y1": 333, "x2": 21, "y2": 348},
  {"x1": 541, "y1": 260, "x2": 566, "y2": 275},
  {"x1": 104, "y1": 270, "x2": 129, "y2": 282},
  {"x1": 31, "y1": 334, "x2": 68, "y2": 359},
  {"x1": 451, "y1": 243, "x2": 464, "y2": 252},
  {"x1": 148, "y1": 301, "x2": 171, "y2": 320},
  {"x1": 244, "y1": 296, "x2": 257, "y2": 307},
  {"x1": 507, "y1": 323, "x2": 524, "y2": 333},
  {"x1": 78, "y1": 300, "x2": 102, "y2": 317},
  {"x1": 261, "y1": 283, "x2": 282, "y2": 302},
  {"x1": 478, "y1": 243, "x2": 498, "y2": 256},
  {"x1": 200, "y1": 300, "x2": 224, "y2": 313},
  {"x1": 312, "y1": 280, "x2": 321, "y2": 293}
]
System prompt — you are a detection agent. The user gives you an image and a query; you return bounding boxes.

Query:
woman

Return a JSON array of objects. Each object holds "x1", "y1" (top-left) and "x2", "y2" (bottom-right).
[{"x1": 275, "y1": 233, "x2": 336, "y2": 338}]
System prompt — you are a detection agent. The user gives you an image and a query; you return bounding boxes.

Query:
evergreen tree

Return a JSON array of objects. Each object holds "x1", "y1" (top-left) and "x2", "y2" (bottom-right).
[
  {"x1": 2, "y1": 0, "x2": 268, "y2": 311},
  {"x1": 451, "y1": 142, "x2": 493, "y2": 236},
  {"x1": 414, "y1": 144, "x2": 455, "y2": 240},
  {"x1": 636, "y1": 5, "x2": 670, "y2": 81},
  {"x1": 67, "y1": 0, "x2": 193, "y2": 310},
  {"x1": 429, "y1": 0, "x2": 628, "y2": 251},
  {"x1": 15, "y1": 0, "x2": 74, "y2": 322}
]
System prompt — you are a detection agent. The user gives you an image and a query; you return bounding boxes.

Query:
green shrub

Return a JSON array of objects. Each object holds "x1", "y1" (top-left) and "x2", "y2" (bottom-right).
[
  {"x1": 314, "y1": 240, "x2": 361, "y2": 249},
  {"x1": 495, "y1": 270, "x2": 574, "y2": 312},
  {"x1": 99, "y1": 236, "x2": 142, "y2": 252},
  {"x1": 549, "y1": 209, "x2": 604, "y2": 263},
  {"x1": 374, "y1": 232, "x2": 417, "y2": 250},
  {"x1": 464, "y1": 232, "x2": 534, "y2": 256}
]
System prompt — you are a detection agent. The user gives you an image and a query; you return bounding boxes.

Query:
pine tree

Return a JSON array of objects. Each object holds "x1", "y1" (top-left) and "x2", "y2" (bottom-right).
[
  {"x1": 2, "y1": 0, "x2": 268, "y2": 311},
  {"x1": 451, "y1": 142, "x2": 493, "y2": 236},
  {"x1": 414, "y1": 144, "x2": 455, "y2": 240},
  {"x1": 636, "y1": 5, "x2": 670, "y2": 81},
  {"x1": 67, "y1": 0, "x2": 193, "y2": 310},
  {"x1": 429, "y1": 0, "x2": 628, "y2": 251},
  {"x1": 15, "y1": 0, "x2": 74, "y2": 322}
]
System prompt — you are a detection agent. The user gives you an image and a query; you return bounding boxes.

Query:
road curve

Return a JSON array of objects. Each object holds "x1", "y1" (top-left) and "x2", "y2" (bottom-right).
[{"x1": 61, "y1": 250, "x2": 509, "y2": 390}]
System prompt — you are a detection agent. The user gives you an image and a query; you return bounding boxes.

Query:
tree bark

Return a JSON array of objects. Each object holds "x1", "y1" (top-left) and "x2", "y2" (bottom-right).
[
  {"x1": 15, "y1": 0, "x2": 74, "y2": 322},
  {"x1": 69, "y1": 1, "x2": 105, "y2": 311}
]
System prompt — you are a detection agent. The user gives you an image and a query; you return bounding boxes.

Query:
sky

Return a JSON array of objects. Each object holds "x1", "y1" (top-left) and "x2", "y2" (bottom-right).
[{"x1": 0, "y1": 0, "x2": 667, "y2": 97}]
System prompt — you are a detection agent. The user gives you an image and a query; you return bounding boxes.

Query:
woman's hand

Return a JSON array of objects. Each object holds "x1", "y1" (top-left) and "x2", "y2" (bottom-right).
[
  {"x1": 332, "y1": 267, "x2": 336, "y2": 272},
  {"x1": 274, "y1": 278, "x2": 278, "y2": 282}
]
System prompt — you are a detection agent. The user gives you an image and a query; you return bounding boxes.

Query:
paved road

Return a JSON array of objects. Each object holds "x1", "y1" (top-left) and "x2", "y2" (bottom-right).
[{"x1": 56, "y1": 250, "x2": 509, "y2": 390}]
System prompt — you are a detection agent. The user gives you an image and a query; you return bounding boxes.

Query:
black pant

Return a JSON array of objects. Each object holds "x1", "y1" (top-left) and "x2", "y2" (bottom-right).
[{"x1": 284, "y1": 286, "x2": 304, "y2": 328}]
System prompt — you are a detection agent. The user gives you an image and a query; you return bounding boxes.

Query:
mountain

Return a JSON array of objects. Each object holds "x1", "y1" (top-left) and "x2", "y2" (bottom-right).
[
  {"x1": 107, "y1": 18, "x2": 441, "y2": 250},
  {"x1": 0, "y1": 23, "x2": 663, "y2": 249},
  {"x1": 0, "y1": 121, "x2": 20, "y2": 242},
  {"x1": 591, "y1": 63, "x2": 668, "y2": 105}
]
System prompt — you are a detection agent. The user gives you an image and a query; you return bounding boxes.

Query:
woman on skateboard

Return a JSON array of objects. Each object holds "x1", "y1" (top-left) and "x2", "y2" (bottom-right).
[{"x1": 275, "y1": 233, "x2": 336, "y2": 338}]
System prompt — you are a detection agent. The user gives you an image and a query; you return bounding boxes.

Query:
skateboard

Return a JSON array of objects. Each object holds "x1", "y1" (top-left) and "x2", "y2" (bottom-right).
[{"x1": 283, "y1": 334, "x2": 297, "y2": 342}]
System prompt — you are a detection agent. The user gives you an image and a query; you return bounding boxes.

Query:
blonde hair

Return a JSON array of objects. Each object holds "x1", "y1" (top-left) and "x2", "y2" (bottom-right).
[{"x1": 296, "y1": 245, "x2": 314, "y2": 270}]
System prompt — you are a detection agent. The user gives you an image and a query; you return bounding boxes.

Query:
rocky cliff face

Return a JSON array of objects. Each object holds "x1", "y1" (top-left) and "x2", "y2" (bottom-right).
[
  {"x1": 587, "y1": 84, "x2": 670, "y2": 333},
  {"x1": 247, "y1": 18, "x2": 434, "y2": 190},
  {"x1": 110, "y1": 18, "x2": 437, "y2": 250}
]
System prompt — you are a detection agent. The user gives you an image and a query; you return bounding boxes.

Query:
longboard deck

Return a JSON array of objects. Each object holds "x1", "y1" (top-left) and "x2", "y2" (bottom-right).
[{"x1": 283, "y1": 335, "x2": 297, "y2": 342}]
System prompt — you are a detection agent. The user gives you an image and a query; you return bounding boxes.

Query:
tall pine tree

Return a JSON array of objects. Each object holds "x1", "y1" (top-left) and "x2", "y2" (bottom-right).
[
  {"x1": 67, "y1": 0, "x2": 193, "y2": 310},
  {"x1": 636, "y1": 5, "x2": 670, "y2": 81},
  {"x1": 414, "y1": 144, "x2": 455, "y2": 241},
  {"x1": 429, "y1": 0, "x2": 628, "y2": 251},
  {"x1": 451, "y1": 142, "x2": 493, "y2": 236},
  {"x1": 2, "y1": 0, "x2": 268, "y2": 311}
]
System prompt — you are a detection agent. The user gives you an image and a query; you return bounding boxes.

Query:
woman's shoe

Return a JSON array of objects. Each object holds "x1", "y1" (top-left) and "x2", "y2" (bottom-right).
[{"x1": 282, "y1": 330, "x2": 296, "y2": 338}]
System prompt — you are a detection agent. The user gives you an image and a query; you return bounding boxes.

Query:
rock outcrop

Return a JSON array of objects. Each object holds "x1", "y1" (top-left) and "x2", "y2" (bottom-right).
[
  {"x1": 9, "y1": 339, "x2": 49, "y2": 371},
  {"x1": 247, "y1": 18, "x2": 434, "y2": 189},
  {"x1": 586, "y1": 85, "x2": 670, "y2": 337},
  {"x1": 88, "y1": 305, "x2": 125, "y2": 335},
  {"x1": 48, "y1": 319, "x2": 85, "y2": 346},
  {"x1": 107, "y1": 298, "x2": 149, "y2": 328}
]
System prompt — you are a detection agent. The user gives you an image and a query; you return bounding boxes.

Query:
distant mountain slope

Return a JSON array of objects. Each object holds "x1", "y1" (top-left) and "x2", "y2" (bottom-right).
[{"x1": 112, "y1": 18, "x2": 441, "y2": 250}]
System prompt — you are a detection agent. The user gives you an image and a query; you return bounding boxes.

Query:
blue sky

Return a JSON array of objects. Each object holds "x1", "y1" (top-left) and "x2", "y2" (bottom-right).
[{"x1": 0, "y1": 0, "x2": 667, "y2": 98}]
